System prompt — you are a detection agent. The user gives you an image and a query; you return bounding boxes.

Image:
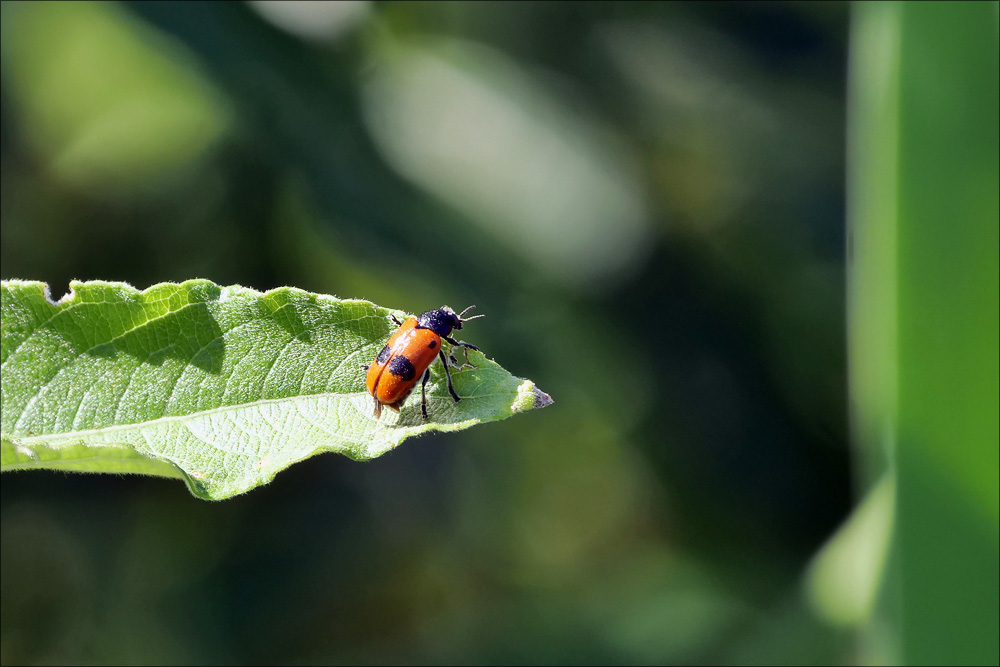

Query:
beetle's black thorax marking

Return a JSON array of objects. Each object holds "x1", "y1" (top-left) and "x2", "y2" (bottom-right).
[{"x1": 416, "y1": 306, "x2": 462, "y2": 337}]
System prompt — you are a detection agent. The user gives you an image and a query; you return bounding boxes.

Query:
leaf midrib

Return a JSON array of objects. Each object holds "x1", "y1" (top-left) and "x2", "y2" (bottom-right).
[{"x1": 8, "y1": 390, "x2": 374, "y2": 444}]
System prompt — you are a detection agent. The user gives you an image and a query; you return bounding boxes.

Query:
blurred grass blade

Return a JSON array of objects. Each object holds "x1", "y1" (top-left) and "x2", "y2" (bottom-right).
[
  {"x1": 848, "y1": 2, "x2": 999, "y2": 663},
  {"x1": 805, "y1": 473, "x2": 895, "y2": 628},
  {"x1": 1, "y1": 280, "x2": 551, "y2": 500}
]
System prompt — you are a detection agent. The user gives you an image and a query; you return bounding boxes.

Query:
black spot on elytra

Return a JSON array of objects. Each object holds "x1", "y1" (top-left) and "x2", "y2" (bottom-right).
[
  {"x1": 428, "y1": 340, "x2": 437, "y2": 349},
  {"x1": 388, "y1": 355, "x2": 416, "y2": 381},
  {"x1": 376, "y1": 344, "x2": 391, "y2": 365}
]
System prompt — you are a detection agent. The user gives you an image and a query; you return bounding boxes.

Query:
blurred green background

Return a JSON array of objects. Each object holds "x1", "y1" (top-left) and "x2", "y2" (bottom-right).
[{"x1": 1, "y1": 2, "x2": 995, "y2": 665}]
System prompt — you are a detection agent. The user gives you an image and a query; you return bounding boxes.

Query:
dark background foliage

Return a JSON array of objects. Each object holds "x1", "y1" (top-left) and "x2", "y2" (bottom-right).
[{"x1": 2, "y1": 2, "x2": 853, "y2": 663}]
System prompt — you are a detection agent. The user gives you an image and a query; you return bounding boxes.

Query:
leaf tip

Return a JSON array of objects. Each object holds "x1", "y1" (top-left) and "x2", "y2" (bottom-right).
[{"x1": 512, "y1": 380, "x2": 553, "y2": 413}]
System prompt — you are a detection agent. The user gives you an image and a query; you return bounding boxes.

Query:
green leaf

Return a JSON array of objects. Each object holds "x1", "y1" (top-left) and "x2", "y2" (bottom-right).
[
  {"x1": 1, "y1": 280, "x2": 552, "y2": 500},
  {"x1": 848, "y1": 2, "x2": 998, "y2": 664}
]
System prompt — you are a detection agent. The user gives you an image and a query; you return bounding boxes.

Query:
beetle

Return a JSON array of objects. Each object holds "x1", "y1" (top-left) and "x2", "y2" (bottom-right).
[{"x1": 365, "y1": 305, "x2": 484, "y2": 419}]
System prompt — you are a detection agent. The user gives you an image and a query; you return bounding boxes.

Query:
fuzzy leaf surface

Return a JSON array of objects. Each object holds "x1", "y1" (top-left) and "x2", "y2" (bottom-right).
[{"x1": 1, "y1": 280, "x2": 550, "y2": 499}]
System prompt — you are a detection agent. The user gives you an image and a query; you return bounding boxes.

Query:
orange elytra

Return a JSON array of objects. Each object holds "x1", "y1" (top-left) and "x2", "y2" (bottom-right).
[{"x1": 365, "y1": 306, "x2": 484, "y2": 419}]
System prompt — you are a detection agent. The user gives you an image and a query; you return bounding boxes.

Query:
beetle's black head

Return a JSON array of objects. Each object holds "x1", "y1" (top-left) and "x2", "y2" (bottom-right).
[{"x1": 416, "y1": 305, "x2": 484, "y2": 336}]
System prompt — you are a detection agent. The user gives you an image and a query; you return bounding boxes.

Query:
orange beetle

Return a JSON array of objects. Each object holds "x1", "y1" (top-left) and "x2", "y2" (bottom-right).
[{"x1": 365, "y1": 306, "x2": 484, "y2": 419}]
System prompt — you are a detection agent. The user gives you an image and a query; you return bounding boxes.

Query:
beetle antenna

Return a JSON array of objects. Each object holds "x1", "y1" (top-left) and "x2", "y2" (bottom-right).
[{"x1": 458, "y1": 305, "x2": 486, "y2": 322}]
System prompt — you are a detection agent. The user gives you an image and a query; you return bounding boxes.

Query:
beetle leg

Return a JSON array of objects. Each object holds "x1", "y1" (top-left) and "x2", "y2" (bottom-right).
[
  {"x1": 438, "y1": 349, "x2": 461, "y2": 402},
  {"x1": 421, "y1": 368, "x2": 431, "y2": 419},
  {"x1": 373, "y1": 396, "x2": 383, "y2": 419},
  {"x1": 444, "y1": 336, "x2": 479, "y2": 351},
  {"x1": 444, "y1": 336, "x2": 479, "y2": 368},
  {"x1": 390, "y1": 314, "x2": 403, "y2": 326}
]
